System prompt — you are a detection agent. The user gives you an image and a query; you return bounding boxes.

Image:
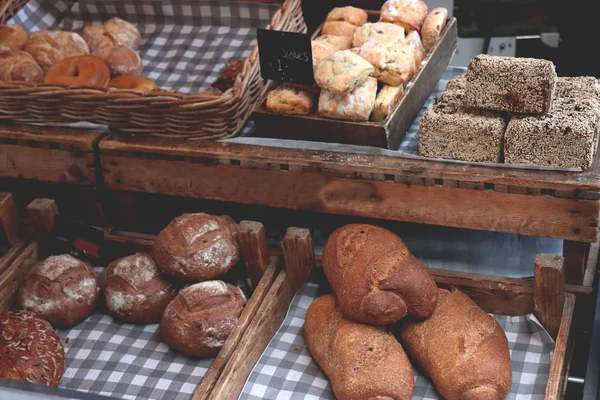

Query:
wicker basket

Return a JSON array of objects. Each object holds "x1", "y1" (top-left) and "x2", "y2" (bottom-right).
[{"x1": 0, "y1": 0, "x2": 306, "y2": 138}]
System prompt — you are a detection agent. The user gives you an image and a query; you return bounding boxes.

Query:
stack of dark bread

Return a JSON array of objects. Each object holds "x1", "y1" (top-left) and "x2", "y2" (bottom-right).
[
  {"x1": 266, "y1": 1, "x2": 449, "y2": 122},
  {"x1": 0, "y1": 19, "x2": 158, "y2": 92},
  {"x1": 419, "y1": 55, "x2": 600, "y2": 169},
  {"x1": 305, "y1": 224, "x2": 513, "y2": 400},
  {"x1": 0, "y1": 212, "x2": 246, "y2": 387}
]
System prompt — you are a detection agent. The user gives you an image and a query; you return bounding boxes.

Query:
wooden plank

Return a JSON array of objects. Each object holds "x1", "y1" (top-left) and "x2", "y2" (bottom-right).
[
  {"x1": 533, "y1": 254, "x2": 564, "y2": 339},
  {"x1": 281, "y1": 227, "x2": 315, "y2": 295},
  {"x1": 545, "y1": 293, "x2": 576, "y2": 400},
  {"x1": 0, "y1": 239, "x2": 28, "y2": 276},
  {"x1": 101, "y1": 157, "x2": 600, "y2": 242},
  {"x1": 238, "y1": 221, "x2": 270, "y2": 289},
  {"x1": 0, "y1": 124, "x2": 102, "y2": 151},
  {"x1": 26, "y1": 198, "x2": 58, "y2": 236},
  {"x1": 0, "y1": 242, "x2": 39, "y2": 313},
  {"x1": 0, "y1": 144, "x2": 97, "y2": 184},
  {"x1": 0, "y1": 192, "x2": 19, "y2": 246},
  {"x1": 563, "y1": 240, "x2": 588, "y2": 284},
  {"x1": 194, "y1": 256, "x2": 280, "y2": 400},
  {"x1": 209, "y1": 270, "x2": 292, "y2": 400},
  {"x1": 583, "y1": 242, "x2": 599, "y2": 287}
]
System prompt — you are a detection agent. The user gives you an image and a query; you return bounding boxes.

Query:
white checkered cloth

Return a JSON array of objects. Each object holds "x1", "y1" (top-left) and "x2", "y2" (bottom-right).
[
  {"x1": 10, "y1": 0, "x2": 278, "y2": 94},
  {"x1": 240, "y1": 283, "x2": 555, "y2": 400}
]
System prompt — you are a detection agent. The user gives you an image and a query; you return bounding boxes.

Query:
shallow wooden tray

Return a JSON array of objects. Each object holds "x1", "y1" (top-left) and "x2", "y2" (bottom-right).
[{"x1": 252, "y1": 12, "x2": 458, "y2": 149}]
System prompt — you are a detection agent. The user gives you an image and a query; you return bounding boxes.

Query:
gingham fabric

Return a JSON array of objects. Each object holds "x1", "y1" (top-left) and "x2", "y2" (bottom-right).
[
  {"x1": 240, "y1": 283, "x2": 555, "y2": 400},
  {"x1": 52, "y1": 266, "x2": 252, "y2": 400},
  {"x1": 10, "y1": 0, "x2": 278, "y2": 94}
]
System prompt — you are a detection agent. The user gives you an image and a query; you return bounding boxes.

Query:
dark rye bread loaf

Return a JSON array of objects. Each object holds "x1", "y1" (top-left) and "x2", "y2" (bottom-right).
[
  {"x1": 0, "y1": 310, "x2": 64, "y2": 387},
  {"x1": 18, "y1": 254, "x2": 100, "y2": 328},
  {"x1": 160, "y1": 280, "x2": 246, "y2": 358},
  {"x1": 104, "y1": 253, "x2": 178, "y2": 324},
  {"x1": 400, "y1": 288, "x2": 512, "y2": 400},
  {"x1": 322, "y1": 224, "x2": 438, "y2": 325},
  {"x1": 153, "y1": 213, "x2": 240, "y2": 282},
  {"x1": 304, "y1": 294, "x2": 414, "y2": 400}
]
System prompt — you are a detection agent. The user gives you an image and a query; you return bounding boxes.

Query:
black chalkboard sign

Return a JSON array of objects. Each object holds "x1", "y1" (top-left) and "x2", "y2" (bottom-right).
[{"x1": 257, "y1": 29, "x2": 314, "y2": 85}]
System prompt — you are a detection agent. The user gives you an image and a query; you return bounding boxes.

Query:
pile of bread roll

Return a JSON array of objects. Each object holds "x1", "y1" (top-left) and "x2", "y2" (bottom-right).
[
  {"x1": 0, "y1": 212, "x2": 246, "y2": 387},
  {"x1": 266, "y1": 1, "x2": 448, "y2": 122},
  {"x1": 0, "y1": 19, "x2": 158, "y2": 92},
  {"x1": 305, "y1": 224, "x2": 513, "y2": 400}
]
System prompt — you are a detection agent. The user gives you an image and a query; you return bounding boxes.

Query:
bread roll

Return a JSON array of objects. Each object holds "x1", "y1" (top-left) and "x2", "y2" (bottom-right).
[
  {"x1": 318, "y1": 77, "x2": 377, "y2": 121},
  {"x1": 18, "y1": 254, "x2": 100, "y2": 328},
  {"x1": 0, "y1": 50, "x2": 43, "y2": 82},
  {"x1": 0, "y1": 310, "x2": 64, "y2": 387},
  {"x1": 421, "y1": 8, "x2": 448, "y2": 50},
  {"x1": 380, "y1": 0, "x2": 428, "y2": 32},
  {"x1": 160, "y1": 280, "x2": 246, "y2": 357},
  {"x1": 24, "y1": 31, "x2": 89, "y2": 72},
  {"x1": 0, "y1": 25, "x2": 27, "y2": 51},
  {"x1": 108, "y1": 75, "x2": 157, "y2": 92},
  {"x1": 314, "y1": 50, "x2": 374, "y2": 95},
  {"x1": 93, "y1": 45, "x2": 142, "y2": 77},
  {"x1": 44, "y1": 55, "x2": 111, "y2": 88},
  {"x1": 103, "y1": 17, "x2": 141, "y2": 50},
  {"x1": 104, "y1": 253, "x2": 178, "y2": 324},
  {"x1": 373, "y1": 84, "x2": 404, "y2": 122},
  {"x1": 400, "y1": 288, "x2": 512, "y2": 400},
  {"x1": 82, "y1": 25, "x2": 113, "y2": 53},
  {"x1": 153, "y1": 213, "x2": 240, "y2": 282},
  {"x1": 266, "y1": 83, "x2": 316, "y2": 115},
  {"x1": 322, "y1": 224, "x2": 438, "y2": 325},
  {"x1": 305, "y1": 294, "x2": 414, "y2": 400}
]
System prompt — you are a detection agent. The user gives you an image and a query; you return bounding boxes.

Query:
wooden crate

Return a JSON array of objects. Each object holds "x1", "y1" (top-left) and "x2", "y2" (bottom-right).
[
  {"x1": 212, "y1": 226, "x2": 582, "y2": 399},
  {"x1": 252, "y1": 13, "x2": 458, "y2": 149},
  {"x1": 0, "y1": 198, "x2": 281, "y2": 400}
]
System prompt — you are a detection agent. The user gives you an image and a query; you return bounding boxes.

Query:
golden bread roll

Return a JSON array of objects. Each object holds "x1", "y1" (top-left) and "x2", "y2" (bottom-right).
[
  {"x1": 0, "y1": 25, "x2": 27, "y2": 51},
  {"x1": 24, "y1": 31, "x2": 89, "y2": 72},
  {"x1": 93, "y1": 45, "x2": 142, "y2": 77},
  {"x1": 380, "y1": 0, "x2": 428, "y2": 32},
  {"x1": 421, "y1": 8, "x2": 448, "y2": 50},
  {"x1": 0, "y1": 50, "x2": 43, "y2": 82},
  {"x1": 109, "y1": 75, "x2": 157, "y2": 92}
]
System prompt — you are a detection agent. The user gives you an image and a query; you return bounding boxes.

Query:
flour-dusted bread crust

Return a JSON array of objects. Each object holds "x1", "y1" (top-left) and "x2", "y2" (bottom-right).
[
  {"x1": 314, "y1": 50, "x2": 374, "y2": 95},
  {"x1": 352, "y1": 22, "x2": 405, "y2": 48},
  {"x1": 0, "y1": 50, "x2": 43, "y2": 82},
  {"x1": 18, "y1": 255, "x2": 100, "y2": 328},
  {"x1": 321, "y1": 21, "x2": 358, "y2": 39},
  {"x1": 421, "y1": 8, "x2": 448, "y2": 50},
  {"x1": 92, "y1": 45, "x2": 142, "y2": 77},
  {"x1": 405, "y1": 30, "x2": 425, "y2": 69},
  {"x1": 313, "y1": 35, "x2": 352, "y2": 51},
  {"x1": 400, "y1": 289, "x2": 512, "y2": 400},
  {"x1": 24, "y1": 31, "x2": 89, "y2": 72},
  {"x1": 356, "y1": 40, "x2": 415, "y2": 86},
  {"x1": 318, "y1": 77, "x2": 377, "y2": 121},
  {"x1": 266, "y1": 83, "x2": 317, "y2": 115},
  {"x1": 0, "y1": 310, "x2": 64, "y2": 387},
  {"x1": 304, "y1": 294, "x2": 414, "y2": 400},
  {"x1": 325, "y1": 6, "x2": 368, "y2": 27},
  {"x1": 380, "y1": 0, "x2": 428, "y2": 32},
  {"x1": 104, "y1": 253, "x2": 178, "y2": 324},
  {"x1": 312, "y1": 40, "x2": 335, "y2": 66},
  {"x1": 160, "y1": 281, "x2": 246, "y2": 358},
  {"x1": 372, "y1": 84, "x2": 404, "y2": 122},
  {"x1": 153, "y1": 213, "x2": 240, "y2": 282},
  {"x1": 103, "y1": 17, "x2": 141, "y2": 50},
  {"x1": 321, "y1": 224, "x2": 438, "y2": 325}
]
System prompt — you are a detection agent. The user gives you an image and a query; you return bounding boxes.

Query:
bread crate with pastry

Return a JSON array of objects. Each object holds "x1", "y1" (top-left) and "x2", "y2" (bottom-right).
[
  {"x1": 253, "y1": 2, "x2": 458, "y2": 149},
  {"x1": 0, "y1": 196, "x2": 283, "y2": 400}
]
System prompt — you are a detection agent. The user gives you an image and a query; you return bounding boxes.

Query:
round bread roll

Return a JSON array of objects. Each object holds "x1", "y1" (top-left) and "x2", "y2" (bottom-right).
[
  {"x1": 0, "y1": 25, "x2": 27, "y2": 51},
  {"x1": 160, "y1": 280, "x2": 246, "y2": 357},
  {"x1": 0, "y1": 310, "x2": 64, "y2": 387},
  {"x1": 44, "y1": 55, "x2": 111, "y2": 89},
  {"x1": 103, "y1": 17, "x2": 141, "y2": 50},
  {"x1": 93, "y1": 45, "x2": 142, "y2": 77},
  {"x1": 24, "y1": 31, "x2": 89, "y2": 72},
  {"x1": 109, "y1": 75, "x2": 156, "y2": 92},
  {"x1": 82, "y1": 25, "x2": 114, "y2": 53},
  {"x1": 104, "y1": 253, "x2": 178, "y2": 324},
  {"x1": 153, "y1": 213, "x2": 240, "y2": 282},
  {"x1": 0, "y1": 50, "x2": 43, "y2": 82},
  {"x1": 18, "y1": 254, "x2": 100, "y2": 328}
]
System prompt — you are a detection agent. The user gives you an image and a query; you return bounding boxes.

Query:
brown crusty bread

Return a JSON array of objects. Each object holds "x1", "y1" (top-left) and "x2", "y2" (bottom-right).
[
  {"x1": 400, "y1": 288, "x2": 512, "y2": 400},
  {"x1": 304, "y1": 294, "x2": 414, "y2": 400},
  {"x1": 322, "y1": 224, "x2": 438, "y2": 325}
]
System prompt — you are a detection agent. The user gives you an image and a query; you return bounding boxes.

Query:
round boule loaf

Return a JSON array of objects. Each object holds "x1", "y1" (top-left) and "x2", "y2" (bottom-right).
[
  {"x1": 0, "y1": 310, "x2": 65, "y2": 387},
  {"x1": 18, "y1": 254, "x2": 100, "y2": 328},
  {"x1": 153, "y1": 213, "x2": 240, "y2": 281},
  {"x1": 160, "y1": 280, "x2": 246, "y2": 357},
  {"x1": 104, "y1": 253, "x2": 178, "y2": 324}
]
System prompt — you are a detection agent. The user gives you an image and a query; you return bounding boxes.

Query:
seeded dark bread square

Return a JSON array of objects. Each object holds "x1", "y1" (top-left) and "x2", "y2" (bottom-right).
[
  {"x1": 504, "y1": 98, "x2": 599, "y2": 169},
  {"x1": 463, "y1": 55, "x2": 556, "y2": 114},
  {"x1": 419, "y1": 94, "x2": 507, "y2": 163},
  {"x1": 555, "y1": 76, "x2": 600, "y2": 102}
]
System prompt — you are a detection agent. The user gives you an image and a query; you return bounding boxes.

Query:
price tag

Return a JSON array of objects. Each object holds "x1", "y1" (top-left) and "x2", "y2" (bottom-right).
[
  {"x1": 50, "y1": 214, "x2": 104, "y2": 261},
  {"x1": 257, "y1": 29, "x2": 314, "y2": 85}
]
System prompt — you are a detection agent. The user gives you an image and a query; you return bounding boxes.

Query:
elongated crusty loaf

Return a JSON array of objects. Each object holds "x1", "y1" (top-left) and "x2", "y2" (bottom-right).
[
  {"x1": 400, "y1": 288, "x2": 512, "y2": 400},
  {"x1": 305, "y1": 294, "x2": 414, "y2": 400},
  {"x1": 322, "y1": 224, "x2": 438, "y2": 325}
]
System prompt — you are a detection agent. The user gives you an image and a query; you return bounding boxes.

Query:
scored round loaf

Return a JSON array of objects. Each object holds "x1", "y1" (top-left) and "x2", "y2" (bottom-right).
[
  {"x1": 104, "y1": 253, "x2": 178, "y2": 324},
  {"x1": 24, "y1": 31, "x2": 89, "y2": 72},
  {"x1": 0, "y1": 310, "x2": 65, "y2": 387},
  {"x1": 18, "y1": 254, "x2": 100, "y2": 328},
  {"x1": 93, "y1": 45, "x2": 142, "y2": 77},
  {"x1": 322, "y1": 224, "x2": 438, "y2": 325},
  {"x1": 153, "y1": 213, "x2": 240, "y2": 282},
  {"x1": 160, "y1": 280, "x2": 246, "y2": 357}
]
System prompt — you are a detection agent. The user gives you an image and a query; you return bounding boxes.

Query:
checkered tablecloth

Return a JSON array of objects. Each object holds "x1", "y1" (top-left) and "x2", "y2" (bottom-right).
[
  {"x1": 240, "y1": 283, "x2": 555, "y2": 400},
  {"x1": 10, "y1": 0, "x2": 278, "y2": 94}
]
